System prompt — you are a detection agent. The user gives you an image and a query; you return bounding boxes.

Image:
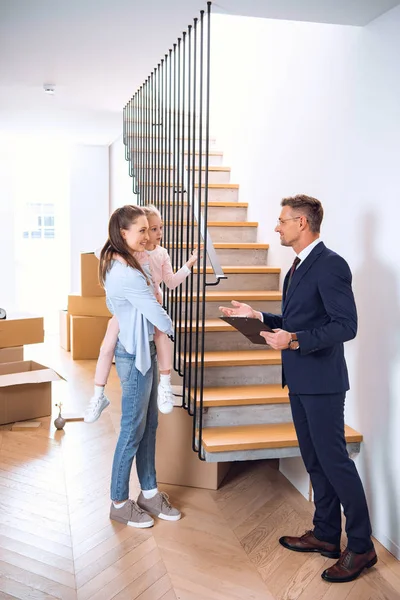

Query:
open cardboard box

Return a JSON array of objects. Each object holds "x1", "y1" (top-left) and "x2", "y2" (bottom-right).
[
  {"x1": 0, "y1": 346, "x2": 24, "y2": 364},
  {"x1": 0, "y1": 313, "x2": 44, "y2": 349},
  {"x1": 0, "y1": 360, "x2": 64, "y2": 425}
]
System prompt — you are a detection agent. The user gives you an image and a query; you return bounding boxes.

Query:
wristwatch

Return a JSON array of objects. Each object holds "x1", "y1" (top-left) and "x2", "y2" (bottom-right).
[{"x1": 288, "y1": 333, "x2": 300, "y2": 350}]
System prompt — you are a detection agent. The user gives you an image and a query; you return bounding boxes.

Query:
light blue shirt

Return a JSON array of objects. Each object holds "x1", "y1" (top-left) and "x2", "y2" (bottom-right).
[{"x1": 104, "y1": 260, "x2": 173, "y2": 375}]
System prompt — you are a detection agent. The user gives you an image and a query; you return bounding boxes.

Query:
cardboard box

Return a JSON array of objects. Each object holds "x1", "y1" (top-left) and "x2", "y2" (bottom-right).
[
  {"x1": 81, "y1": 252, "x2": 105, "y2": 297},
  {"x1": 59, "y1": 310, "x2": 70, "y2": 352},
  {"x1": 68, "y1": 295, "x2": 111, "y2": 318},
  {"x1": 70, "y1": 315, "x2": 110, "y2": 360},
  {"x1": 0, "y1": 346, "x2": 24, "y2": 364},
  {"x1": 0, "y1": 360, "x2": 63, "y2": 425},
  {"x1": 0, "y1": 314, "x2": 44, "y2": 349}
]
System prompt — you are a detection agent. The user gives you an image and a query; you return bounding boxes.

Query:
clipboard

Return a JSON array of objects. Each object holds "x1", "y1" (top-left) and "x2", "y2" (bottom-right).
[{"x1": 220, "y1": 316, "x2": 274, "y2": 345}]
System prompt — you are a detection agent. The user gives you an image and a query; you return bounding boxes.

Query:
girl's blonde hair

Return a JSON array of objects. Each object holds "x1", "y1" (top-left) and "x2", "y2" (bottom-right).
[{"x1": 142, "y1": 204, "x2": 162, "y2": 221}]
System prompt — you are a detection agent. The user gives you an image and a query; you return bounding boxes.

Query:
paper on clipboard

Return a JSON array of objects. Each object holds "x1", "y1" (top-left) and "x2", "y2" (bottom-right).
[{"x1": 219, "y1": 316, "x2": 274, "y2": 345}]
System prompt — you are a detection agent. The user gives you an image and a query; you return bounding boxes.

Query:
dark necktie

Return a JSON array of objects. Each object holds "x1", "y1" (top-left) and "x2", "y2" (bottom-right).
[{"x1": 287, "y1": 256, "x2": 301, "y2": 291}]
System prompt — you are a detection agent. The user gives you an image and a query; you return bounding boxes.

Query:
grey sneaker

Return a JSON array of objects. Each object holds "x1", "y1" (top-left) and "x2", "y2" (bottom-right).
[
  {"x1": 110, "y1": 500, "x2": 154, "y2": 528},
  {"x1": 137, "y1": 492, "x2": 181, "y2": 521}
]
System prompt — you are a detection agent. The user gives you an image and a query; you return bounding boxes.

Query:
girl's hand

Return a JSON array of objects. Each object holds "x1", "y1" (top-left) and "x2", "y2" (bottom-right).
[{"x1": 187, "y1": 248, "x2": 199, "y2": 268}]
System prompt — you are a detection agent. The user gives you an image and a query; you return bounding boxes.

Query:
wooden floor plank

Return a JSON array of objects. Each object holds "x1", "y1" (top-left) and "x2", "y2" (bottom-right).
[
  {"x1": 0, "y1": 560, "x2": 77, "y2": 600},
  {"x1": 0, "y1": 338, "x2": 395, "y2": 600},
  {"x1": 0, "y1": 576, "x2": 59, "y2": 600}
]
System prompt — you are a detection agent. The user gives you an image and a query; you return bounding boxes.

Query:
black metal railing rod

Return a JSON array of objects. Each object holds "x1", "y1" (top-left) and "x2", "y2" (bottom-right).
[
  {"x1": 169, "y1": 42, "x2": 177, "y2": 328},
  {"x1": 164, "y1": 48, "x2": 173, "y2": 314},
  {"x1": 133, "y1": 94, "x2": 139, "y2": 195},
  {"x1": 177, "y1": 31, "x2": 187, "y2": 382},
  {"x1": 150, "y1": 70, "x2": 154, "y2": 206},
  {"x1": 156, "y1": 64, "x2": 161, "y2": 214},
  {"x1": 192, "y1": 9, "x2": 205, "y2": 452},
  {"x1": 156, "y1": 63, "x2": 161, "y2": 214},
  {"x1": 174, "y1": 35, "x2": 182, "y2": 374},
  {"x1": 182, "y1": 23, "x2": 193, "y2": 409},
  {"x1": 197, "y1": 1, "x2": 212, "y2": 459},
  {"x1": 160, "y1": 57, "x2": 166, "y2": 220},
  {"x1": 188, "y1": 16, "x2": 198, "y2": 427},
  {"x1": 144, "y1": 77, "x2": 149, "y2": 205},
  {"x1": 147, "y1": 74, "x2": 152, "y2": 204},
  {"x1": 172, "y1": 40, "x2": 180, "y2": 365},
  {"x1": 137, "y1": 86, "x2": 142, "y2": 204}
]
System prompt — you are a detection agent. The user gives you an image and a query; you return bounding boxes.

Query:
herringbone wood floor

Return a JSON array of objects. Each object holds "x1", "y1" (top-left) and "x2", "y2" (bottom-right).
[{"x1": 0, "y1": 336, "x2": 399, "y2": 600}]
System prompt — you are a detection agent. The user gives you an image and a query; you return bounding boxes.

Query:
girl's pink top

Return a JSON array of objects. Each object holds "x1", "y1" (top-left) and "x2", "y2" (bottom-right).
[{"x1": 136, "y1": 246, "x2": 190, "y2": 302}]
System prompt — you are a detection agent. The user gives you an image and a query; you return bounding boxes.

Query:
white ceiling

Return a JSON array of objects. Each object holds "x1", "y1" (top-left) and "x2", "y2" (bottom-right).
[{"x1": 0, "y1": 0, "x2": 399, "y2": 145}]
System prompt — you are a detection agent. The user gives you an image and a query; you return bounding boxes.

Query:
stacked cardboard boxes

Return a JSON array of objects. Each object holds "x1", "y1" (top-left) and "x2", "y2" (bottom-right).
[
  {"x1": 61, "y1": 252, "x2": 111, "y2": 360},
  {"x1": 0, "y1": 313, "x2": 62, "y2": 425}
]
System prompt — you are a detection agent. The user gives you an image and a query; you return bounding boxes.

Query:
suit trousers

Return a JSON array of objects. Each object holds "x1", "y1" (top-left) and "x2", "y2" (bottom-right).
[{"x1": 289, "y1": 392, "x2": 372, "y2": 553}]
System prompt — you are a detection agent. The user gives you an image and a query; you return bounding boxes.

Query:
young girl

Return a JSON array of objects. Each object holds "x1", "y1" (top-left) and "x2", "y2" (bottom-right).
[
  {"x1": 84, "y1": 205, "x2": 197, "y2": 423},
  {"x1": 100, "y1": 204, "x2": 181, "y2": 527}
]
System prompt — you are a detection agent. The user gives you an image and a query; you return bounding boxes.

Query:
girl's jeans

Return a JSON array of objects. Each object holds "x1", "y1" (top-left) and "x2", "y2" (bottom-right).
[{"x1": 110, "y1": 340, "x2": 158, "y2": 501}]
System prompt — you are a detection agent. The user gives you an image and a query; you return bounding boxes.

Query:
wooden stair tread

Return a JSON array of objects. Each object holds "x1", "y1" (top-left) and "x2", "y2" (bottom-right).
[
  {"x1": 177, "y1": 319, "x2": 235, "y2": 332},
  {"x1": 178, "y1": 318, "x2": 273, "y2": 332},
  {"x1": 178, "y1": 290, "x2": 282, "y2": 301},
  {"x1": 175, "y1": 243, "x2": 269, "y2": 249},
  {"x1": 202, "y1": 423, "x2": 363, "y2": 452},
  {"x1": 192, "y1": 265, "x2": 279, "y2": 274},
  {"x1": 181, "y1": 201, "x2": 248, "y2": 207},
  {"x1": 142, "y1": 166, "x2": 230, "y2": 172},
  {"x1": 186, "y1": 349, "x2": 281, "y2": 367},
  {"x1": 200, "y1": 384, "x2": 289, "y2": 407},
  {"x1": 149, "y1": 183, "x2": 239, "y2": 189},
  {"x1": 167, "y1": 221, "x2": 257, "y2": 227}
]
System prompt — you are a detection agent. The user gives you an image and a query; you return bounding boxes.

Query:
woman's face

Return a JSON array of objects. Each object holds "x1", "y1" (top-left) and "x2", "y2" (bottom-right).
[
  {"x1": 121, "y1": 215, "x2": 149, "y2": 252},
  {"x1": 147, "y1": 215, "x2": 163, "y2": 248}
]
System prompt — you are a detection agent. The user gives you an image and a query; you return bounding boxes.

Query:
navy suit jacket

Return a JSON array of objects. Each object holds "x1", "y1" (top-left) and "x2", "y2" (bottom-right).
[{"x1": 261, "y1": 242, "x2": 357, "y2": 395}]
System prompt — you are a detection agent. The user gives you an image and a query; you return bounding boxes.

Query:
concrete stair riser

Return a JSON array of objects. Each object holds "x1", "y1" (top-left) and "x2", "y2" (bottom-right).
[
  {"x1": 150, "y1": 187, "x2": 239, "y2": 203},
  {"x1": 165, "y1": 206, "x2": 247, "y2": 221},
  {"x1": 191, "y1": 272, "x2": 280, "y2": 291},
  {"x1": 186, "y1": 364, "x2": 282, "y2": 387},
  {"x1": 131, "y1": 154, "x2": 224, "y2": 168},
  {"x1": 164, "y1": 246, "x2": 269, "y2": 266},
  {"x1": 178, "y1": 328, "x2": 278, "y2": 351},
  {"x1": 202, "y1": 403, "x2": 293, "y2": 428},
  {"x1": 165, "y1": 225, "x2": 255, "y2": 243},
  {"x1": 177, "y1": 300, "x2": 281, "y2": 320}
]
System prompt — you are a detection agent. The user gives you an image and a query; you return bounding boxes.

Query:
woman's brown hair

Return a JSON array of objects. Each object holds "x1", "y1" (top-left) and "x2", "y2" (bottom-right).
[{"x1": 99, "y1": 205, "x2": 149, "y2": 286}]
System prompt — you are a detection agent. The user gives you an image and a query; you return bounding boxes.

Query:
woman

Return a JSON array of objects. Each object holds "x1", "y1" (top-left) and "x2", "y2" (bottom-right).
[{"x1": 99, "y1": 205, "x2": 181, "y2": 528}]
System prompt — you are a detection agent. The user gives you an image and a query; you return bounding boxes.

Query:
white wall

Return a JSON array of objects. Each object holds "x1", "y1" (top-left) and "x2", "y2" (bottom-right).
[
  {"x1": 109, "y1": 134, "x2": 137, "y2": 212},
  {"x1": 69, "y1": 145, "x2": 110, "y2": 293},
  {"x1": 0, "y1": 150, "x2": 16, "y2": 309},
  {"x1": 211, "y1": 10, "x2": 400, "y2": 557}
]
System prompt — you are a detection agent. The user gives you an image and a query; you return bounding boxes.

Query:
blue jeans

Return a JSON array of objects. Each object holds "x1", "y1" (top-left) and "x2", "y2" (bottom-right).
[{"x1": 111, "y1": 340, "x2": 158, "y2": 501}]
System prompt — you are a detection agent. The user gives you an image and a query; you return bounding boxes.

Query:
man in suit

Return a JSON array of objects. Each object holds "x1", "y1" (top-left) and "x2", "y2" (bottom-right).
[{"x1": 219, "y1": 195, "x2": 376, "y2": 583}]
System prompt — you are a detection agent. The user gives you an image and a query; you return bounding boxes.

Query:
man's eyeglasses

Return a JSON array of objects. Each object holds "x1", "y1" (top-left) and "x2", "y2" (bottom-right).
[{"x1": 276, "y1": 217, "x2": 302, "y2": 226}]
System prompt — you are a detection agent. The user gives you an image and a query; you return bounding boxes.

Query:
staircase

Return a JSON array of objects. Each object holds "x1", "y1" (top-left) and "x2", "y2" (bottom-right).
[{"x1": 175, "y1": 144, "x2": 363, "y2": 464}]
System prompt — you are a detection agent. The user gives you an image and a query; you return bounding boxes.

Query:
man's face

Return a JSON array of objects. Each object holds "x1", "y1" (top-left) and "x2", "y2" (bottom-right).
[{"x1": 275, "y1": 206, "x2": 302, "y2": 247}]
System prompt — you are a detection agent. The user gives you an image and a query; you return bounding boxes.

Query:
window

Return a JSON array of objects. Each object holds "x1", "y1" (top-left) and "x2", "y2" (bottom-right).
[{"x1": 22, "y1": 203, "x2": 55, "y2": 239}]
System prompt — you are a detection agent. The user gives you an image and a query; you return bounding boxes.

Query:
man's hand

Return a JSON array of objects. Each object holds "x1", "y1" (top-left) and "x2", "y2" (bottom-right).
[
  {"x1": 261, "y1": 328, "x2": 291, "y2": 350},
  {"x1": 219, "y1": 300, "x2": 259, "y2": 319}
]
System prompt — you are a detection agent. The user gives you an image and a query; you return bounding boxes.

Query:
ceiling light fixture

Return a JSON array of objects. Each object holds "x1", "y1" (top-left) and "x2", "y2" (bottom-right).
[{"x1": 43, "y1": 83, "x2": 55, "y2": 95}]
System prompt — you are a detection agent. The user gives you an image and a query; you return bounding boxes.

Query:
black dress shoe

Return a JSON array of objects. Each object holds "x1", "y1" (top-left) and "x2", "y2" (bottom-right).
[
  {"x1": 322, "y1": 547, "x2": 378, "y2": 583},
  {"x1": 279, "y1": 530, "x2": 341, "y2": 559}
]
